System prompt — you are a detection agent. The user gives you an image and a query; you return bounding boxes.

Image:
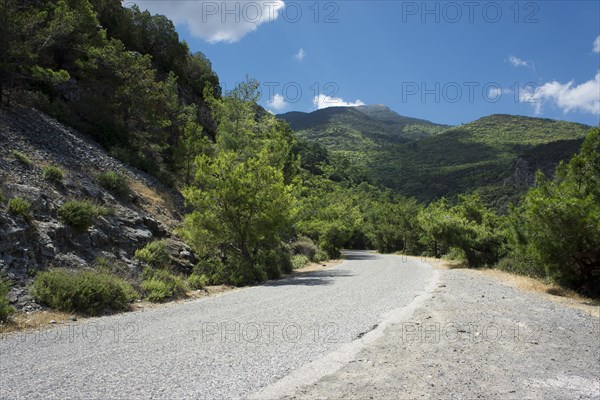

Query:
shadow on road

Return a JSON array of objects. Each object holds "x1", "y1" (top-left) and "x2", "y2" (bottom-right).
[
  {"x1": 264, "y1": 270, "x2": 354, "y2": 287},
  {"x1": 342, "y1": 251, "x2": 379, "y2": 261}
]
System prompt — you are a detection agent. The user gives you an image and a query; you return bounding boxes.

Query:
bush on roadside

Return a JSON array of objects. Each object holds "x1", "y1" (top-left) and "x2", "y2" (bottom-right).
[
  {"x1": 291, "y1": 236, "x2": 318, "y2": 261},
  {"x1": 193, "y1": 257, "x2": 228, "y2": 285},
  {"x1": 42, "y1": 165, "x2": 64, "y2": 183},
  {"x1": 135, "y1": 240, "x2": 170, "y2": 268},
  {"x1": 58, "y1": 200, "x2": 108, "y2": 232},
  {"x1": 33, "y1": 269, "x2": 138, "y2": 316},
  {"x1": 495, "y1": 255, "x2": 546, "y2": 279},
  {"x1": 98, "y1": 171, "x2": 129, "y2": 197},
  {"x1": 0, "y1": 277, "x2": 15, "y2": 322},
  {"x1": 141, "y1": 268, "x2": 187, "y2": 302},
  {"x1": 187, "y1": 273, "x2": 209, "y2": 290},
  {"x1": 8, "y1": 197, "x2": 32, "y2": 217},
  {"x1": 291, "y1": 254, "x2": 309, "y2": 270}
]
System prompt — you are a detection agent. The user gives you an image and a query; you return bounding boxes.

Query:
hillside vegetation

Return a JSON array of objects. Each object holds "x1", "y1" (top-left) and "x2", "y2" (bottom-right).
[
  {"x1": 0, "y1": 0, "x2": 597, "y2": 321},
  {"x1": 282, "y1": 110, "x2": 590, "y2": 209}
]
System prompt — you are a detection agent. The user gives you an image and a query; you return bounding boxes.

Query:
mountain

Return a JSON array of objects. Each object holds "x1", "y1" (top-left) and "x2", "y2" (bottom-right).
[
  {"x1": 281, "y1": 108, "x2": 592, "y2": 209},
  {"x1": 278, "y1": 105, "x2": 449, "y2": 153}
]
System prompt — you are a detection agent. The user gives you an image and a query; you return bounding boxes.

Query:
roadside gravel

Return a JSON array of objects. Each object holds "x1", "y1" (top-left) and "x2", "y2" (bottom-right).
[{"x1": 279, "y1": 262, "x2": 600, "y2": 399}]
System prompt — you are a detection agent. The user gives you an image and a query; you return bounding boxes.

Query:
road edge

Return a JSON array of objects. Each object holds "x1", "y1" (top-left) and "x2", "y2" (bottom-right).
[{"x1": 247, "y1": 257, "x2": 440, "y2": 400}]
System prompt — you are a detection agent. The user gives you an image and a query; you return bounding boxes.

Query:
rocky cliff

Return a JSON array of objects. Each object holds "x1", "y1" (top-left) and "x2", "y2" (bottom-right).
[{"x1": 0, "y1": 107, "x2": 195, "y2": 311}]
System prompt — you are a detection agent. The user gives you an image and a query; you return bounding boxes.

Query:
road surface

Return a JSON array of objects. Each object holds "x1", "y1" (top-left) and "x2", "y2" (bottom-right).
[{"x1": 0, "y1": 251, "x2": 437, "y2": 399}]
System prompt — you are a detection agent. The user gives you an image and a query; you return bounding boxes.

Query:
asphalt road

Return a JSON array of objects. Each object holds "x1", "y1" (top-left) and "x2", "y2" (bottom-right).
[{"x1": 0, "y1": 251, "x2": 437, "y2": 399}]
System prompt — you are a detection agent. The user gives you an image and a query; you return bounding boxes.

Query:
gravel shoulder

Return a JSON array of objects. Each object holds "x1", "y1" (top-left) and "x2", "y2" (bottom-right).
[{"x1": 279, "y1": 259, "x2": 600, "y2": 400}]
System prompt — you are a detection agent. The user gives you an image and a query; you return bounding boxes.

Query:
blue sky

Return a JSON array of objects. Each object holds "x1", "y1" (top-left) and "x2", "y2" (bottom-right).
[{"x1": 133, "y1": 1, "x2": 600, "y2": 126}]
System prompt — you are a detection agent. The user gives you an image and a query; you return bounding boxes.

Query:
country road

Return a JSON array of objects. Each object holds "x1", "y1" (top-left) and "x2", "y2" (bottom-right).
[{"x1": 0, "y1": 251, "x2": 438, "y2": 399}]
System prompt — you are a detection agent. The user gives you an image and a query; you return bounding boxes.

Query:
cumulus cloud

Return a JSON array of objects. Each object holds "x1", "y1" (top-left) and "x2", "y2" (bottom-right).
[
  {"x1": 267, "y1": 93, "x2": 288, "y2": 112},
  {"x1": 312, "y1": 94, "x2": 365, "y2": 110},
  {"x1": 522, "y1": 72, "x2": 600, "y2": 115},
  {"x1": 294, "y1": 48, "x2": 306, "y2": 61},
  {"x1": 508, "y1": 55, "x2": 529, "y2": 68},
  {"x1": 593, "y1": 36, "x2": 600, "y2": 53},
  {"x1": 130, "y1": 1, "x2": 285, "y2": 43}
]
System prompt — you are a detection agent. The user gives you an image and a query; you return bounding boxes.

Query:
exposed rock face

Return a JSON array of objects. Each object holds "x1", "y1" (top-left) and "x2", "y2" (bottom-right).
[
  {"x1": 504, "y1": 157, "x2": 537, "y2": 188},
  {"x1": 0, "y1": 107, "x2": 195, "y2": 309}
]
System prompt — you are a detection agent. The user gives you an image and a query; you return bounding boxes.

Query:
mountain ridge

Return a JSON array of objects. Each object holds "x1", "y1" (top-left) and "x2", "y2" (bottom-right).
[{"x1": 279, "y1": 106, "x2": 592, "y2": 208}]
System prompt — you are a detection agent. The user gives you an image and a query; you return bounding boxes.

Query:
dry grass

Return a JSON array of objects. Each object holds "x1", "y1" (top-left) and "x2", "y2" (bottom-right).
[
  {"x1": 466, "y1": 268, "x2": 599, "y2": 316},
  {"x1": 403, "y1": 254, "x2": 599, "y2": 317},
  {"x1": 402, "y1": 255, "x2": 466, "y2": 270},
  {"x1": 127, "y1": 180, "x2": 180, "y2": 227},
  {"x1": 0, "y1": 310, "x2": 73, "y2": 336}
]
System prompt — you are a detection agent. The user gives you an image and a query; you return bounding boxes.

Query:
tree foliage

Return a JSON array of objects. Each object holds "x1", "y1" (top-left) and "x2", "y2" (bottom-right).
[{"x1": 513, "y1": 128, "x2": 600, "y2": 295}]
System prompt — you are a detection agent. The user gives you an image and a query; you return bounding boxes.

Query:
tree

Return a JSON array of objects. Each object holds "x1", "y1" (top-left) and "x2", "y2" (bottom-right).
[
  {"x1": 295, "y1": 177, "x2": 362, "y2": 258},
  {"x1": 181, "y1": 81, "x2": 296, "y2": 285},
  {"x1": 514, "y1": 128, "x2": 600, "y2": 295},
  {"x1": 418, "y1": 195, "x2": 507, "y2": 266}
]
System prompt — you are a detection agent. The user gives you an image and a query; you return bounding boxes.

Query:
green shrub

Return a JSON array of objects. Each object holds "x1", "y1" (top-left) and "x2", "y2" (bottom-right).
[
  {"x1": 98, "y1": 171, "x2": 129, "y2": 197},
  {"x1": 141, "y1": 269, "x2": 187, "y2": 302},
  {"x1": 187, "y1": 273, "x2": 209, "y2": 290},
  {"x1": 8, "y1": 197, "x2": 31, "y2": 217},
  {"x1": 291, "y1": 254, "x2": 310, "y2": 270},
  {"x1": 313, "y1": 248, "x2": 329, "y2": 263},
  {"x1": 0, "y1": 278, "x2": 15, "y2": 322},
  {"x1": 33, "y1": 269, "x2": 138, "y2": 316},
  {"x1": 58, "y1": 200, "x2": 108, "y2": 232},
  {"x1": 193, "y1": 257, "x2": 227, "y2": 285},
  {"x1": 11, "y1": 150, "x2": 32, "y2": 166},
  {"x1": 135, "y1": 240, "x2": 170, "y2": 268},
  {"x1": 42, "y1": 165, "x2": 64, "y2": 183},
  {"x1": 291, "y1": 236, "x2": 318, "y2": 261},
  {"x1": 496, "y1": 255, "x2": 546, "y2": 279}
]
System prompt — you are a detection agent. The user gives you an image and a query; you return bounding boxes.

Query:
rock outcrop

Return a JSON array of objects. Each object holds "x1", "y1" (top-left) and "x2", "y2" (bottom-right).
[{"x1": 0, "y1": 107, "x2": 195, "y2": 310}]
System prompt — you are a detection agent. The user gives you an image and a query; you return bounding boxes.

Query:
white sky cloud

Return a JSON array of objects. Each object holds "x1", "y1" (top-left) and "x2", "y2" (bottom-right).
[
  {"x1": 267, "y1": 93, "x2": 288, "y2": 112},
  {"x1": 313, "y1": 94, "x2": 365, "y2": 110},
  {"x1": 294, "y1": 48, "x2": 306, "y2": 61},
  {"x1": 130, "y1": 1, "x2": 285, "y2": 43},
  {"x1": 508, "y1": 55, "x2": 529, "y2": 68},
  {"x1": 593, "y1": 36, "x2": 600, "y2": 53},
  {"x1": 487, "y1": 87, "x2": 511, "y2": 98},
  {"x1": 522, "y1": 71, "x2": 600, "y2": 115}
]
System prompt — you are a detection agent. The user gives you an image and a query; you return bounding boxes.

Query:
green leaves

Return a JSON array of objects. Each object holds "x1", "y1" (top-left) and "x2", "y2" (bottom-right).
[
  {"x1": 514, "y1": 128, "x2": 600, "y2": 294},
  {"x1": 181, "y1": 81, "x2": 295, "y2": 285}
]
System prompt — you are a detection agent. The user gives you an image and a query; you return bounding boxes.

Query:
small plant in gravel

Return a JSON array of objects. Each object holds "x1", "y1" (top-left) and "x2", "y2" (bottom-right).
[
  {"x1": 8, "y1": 197, "x2": 32, "y2": 217},
  {"x1": 141, "y1": 268, "x2": 187, "y2": 302},
  {"x1": 0, "y1": 277, "x2": 15, "y2": 322},
  {"x1": 135, "y1": 240, "x2": 170, "y2": 268},
  {"x1": 98, "y1": 171, "x2": 129, "y2": 198},
  {"x1": 10, "y1": 150, "x2": 32, "y2": 166},
  {"x1": 58, "y1": 200, "x2": 109, "y2": 232},
  {"x1": 42, "y1": 165, "x2": 64, "y2": 183},
  {"x1": 33, "y1": 269, "x2": 138, "y2": 316}
]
